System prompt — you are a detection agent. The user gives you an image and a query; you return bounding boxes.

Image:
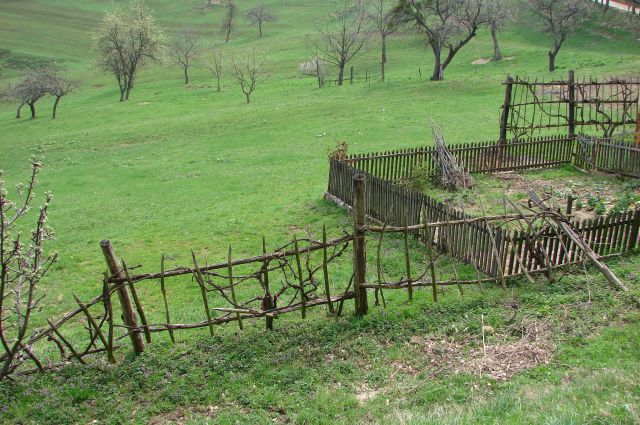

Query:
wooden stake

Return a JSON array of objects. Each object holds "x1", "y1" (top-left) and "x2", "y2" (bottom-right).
[
  {"x1": 262, "y1": 237, "x2": 275, "y2": 330},
  {"x1": 102, "y1": 273, "x2": 115, "y2": 363},
  {"x1": 73, "y1": 294, "x2": 112, "y2": 360},
  {"x1": 322, "y1": 225, "x2": 335, "y2": 314},
  {"x1": 100, "y1": 240, "x2": 144, "y2": 354},
  {"x1": 122, "y1": 260, "x2": 152, "y2": 343},
  {"x1": 227, "y1": 246, "x2": 244, "y2": 330},
  {"x1": 293, "y1": 236, "x2": 307, "y2": 319},
  {"x1": 403, "y1": 210, "x2": 413, "y2": 301},
  {"x1": 46, "y1": 319, "x2": 87, "y2": 365},
  {"x1": 160, "y1": 255, "x2": 175, "y2": 342},
  {"x1": 191, "y1": 251, "x2": 215, "y2": 337},
  {"x1": 353, "y1": 174, "x2": 368, "y2": 316}
]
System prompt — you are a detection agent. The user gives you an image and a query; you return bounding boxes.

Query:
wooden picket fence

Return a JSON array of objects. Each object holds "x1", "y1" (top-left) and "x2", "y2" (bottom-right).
[
  {"x1": 575, "y1": 135, "x2": 640, "y2": 177},
  {"x1": 327, "y1": 134, "x2": 640, "y2": 279}
]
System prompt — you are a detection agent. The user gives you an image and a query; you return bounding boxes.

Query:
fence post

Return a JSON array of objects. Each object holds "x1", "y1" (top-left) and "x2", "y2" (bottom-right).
[
  {"x1": 628, "y1": 209, "x2": 640, "y2": 252},
  {"x1": 568, "y1": 70, "x2": 576, "y2": 139},
  {"x1": 635, "y1": 106, "x2": 639, "y2": 146},
  {"x1": 353, "y1": 174, "x2": 368, "y2": 316},
  {"x1": 498, "y1": 75, "x2": 514, "y2": 168},
  {"x1": 100, "y1": 240, "x2": 145, "y2": 354}
]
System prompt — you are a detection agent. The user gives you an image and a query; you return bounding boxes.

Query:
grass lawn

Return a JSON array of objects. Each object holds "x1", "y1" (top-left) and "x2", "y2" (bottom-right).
[{"x1": 1, "y1": 0, "x2": 640, "y2": 423}]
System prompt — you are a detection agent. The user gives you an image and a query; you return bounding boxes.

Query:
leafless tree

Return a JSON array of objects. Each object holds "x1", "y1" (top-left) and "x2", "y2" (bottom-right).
[
  {"x1": 206, "y1": 47, "x2": 224, "y2": 92},
  {"x1": 485, "y1": 0, "x2": 517, "y2": 61},
  {"x1": 527, "y1": 0, "x2": 587, "y2": 72},
  {"x1": 313, "y1": 0, "x2": 370, "y2": 86},
  {"x1": 229, "y1": 49, "x2": 268, "y2": 103},
  {"x1": 93, "y1": 0, "x2": 165, "y2": 101},
  {"x1": 367, "y1": 0, "x2": 398, "y2": 81},
  {"x1": 221, "y1": 0, "x2": 238, "y2": 43},
  {"x1": 170, "y1": 28, "x2": 200, "y2": 85},
  {"x1": 0, "y1": 161, "x2": 57, "y2": 379},
  {"x1": 9, "y1": 68, "x2": 48, "y2": 119},
  {"x1": 246, "y1": 5, "x2": 277, "y2": 38},
  {"x1": 396, "y1": 0, "x2": 490, "y2": 81},
  {"x1": 42, "y1": 65, "x2": 75, "y2": 119}
]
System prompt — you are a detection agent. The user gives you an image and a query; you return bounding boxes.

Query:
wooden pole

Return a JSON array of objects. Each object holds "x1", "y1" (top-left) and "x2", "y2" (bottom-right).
[
  {"x1": 227, "y1": 246, "x2": 244, "y2": 330},
  {"x1": 353, "y1": 174, "x2": 368, "y2": 316},
  {"x1": 635, "y1": 105, "x2": 639, "y2": 146},
  {"x1": 568, "y1": 70, "x2": 576, "y2": 139},
  {"x1": 100, "y1": 240, "x2": 145, "y2": 355},
  {"x1": 498, "y1": 75, "x2": 514, "y2": 168},
  {"x1": 322, "y1": 225, "x2": 335, "y2": 314},
  {"x1": 191, "y1": 252, "x2": 215, "y2": 336},
  {"x1": 262, "y1": 237, "x2": 275, "y2": 330}
]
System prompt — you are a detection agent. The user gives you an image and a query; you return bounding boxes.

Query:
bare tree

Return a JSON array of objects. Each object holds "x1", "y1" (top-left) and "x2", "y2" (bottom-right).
[
  {"x1": 527, "y1": 0, "x2": 587, "y2": 72},
  {"x1": 42, "y1": 65, "x2": 75, "y2": 119},
  {"x1": 221, "y1": 0, "x2": 238, "y2": 43},
  {"x1": 0, "y1": 161, "x2": 57, "y2": 379},
  {"x1": 170, "y1": 28, "x2": 200, "y2": 85},
  {"x1": 485, "y1": 0, "x2": 517, "y2": 61},
  {"x1": 94, "y1": 0, "x2": 165, "y2": 101},
  {"x1": 397, "y1": 0, "x2": 490, "y2": 81},
  {"x1": 229, "y1": 49, "x2": 268, "y2": 103},
  {"x1": 206, "y1": 47, "x2": 224, "y2": 92},
  {"x1": 313, "y1": 0, "x2": 370, "y2": 86},
  {"x1": 9, "y1": 68, "x2": 48, "y2": 119},
  {"x1": 367, "y1": 0, "x2": 398, "y2": 81},
  {"x1": 246, "y1": 5, "x2": 277, "y2": 38}
]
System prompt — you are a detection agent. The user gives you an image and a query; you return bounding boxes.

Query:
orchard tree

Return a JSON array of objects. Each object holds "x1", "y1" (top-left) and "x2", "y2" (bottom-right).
[
  {"x1": 170, "y1": 28, "x2": 200, "y2": 85},
  {"x1": 246, "y1": 5, "x2": 277, "y2": 38},
  {"x1": 367, "y1": 0, "x2": 398, "y2": 81},
  {"x1": 221, "y1": 0, "x2": 238, "y2": 43},
  {"x1": 94, "y1": 0, "x2": 165, "y2": 101},
  {"x1": 527, "y1": 0, "x2": 587, "y2": 72},
  {"x1": 43, "y1": 65, "x2": 75, "y2": 119},
  {"x1": 206, "y1": 47, "x2": 224, "y2": 92},
  {"x1": 229, "y1": 49, "x2": 268, "y2": 103},
  {"x1": 9, "y1": 68, "x2": 48, "y2": 119},
  {"x1": 396, "y1": 0, "x2": 490, "y2": 81},
  {"x1": 313, "y1": 0, "x2": 370, "y2": 86},
  {"x1": 485, "y1": 0, "x2": 518, "y2": 61}
]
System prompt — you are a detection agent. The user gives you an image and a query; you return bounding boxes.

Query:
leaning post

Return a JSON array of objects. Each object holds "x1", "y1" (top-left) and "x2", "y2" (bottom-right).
[
  {"x1": 568, "y1": 70, "x2": 576, "y2": 140},
  {"x1": 353, "y1": 174, "x2": 368, "y2": 316},
  {"x1": 100, "y1": 240, "x2": 145, "y2": 354}
]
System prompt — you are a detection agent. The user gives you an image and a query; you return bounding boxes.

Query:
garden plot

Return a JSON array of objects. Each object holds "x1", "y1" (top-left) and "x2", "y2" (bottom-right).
[{"x1": 409, "y1": 166, "x2": 640, "y2": 220}]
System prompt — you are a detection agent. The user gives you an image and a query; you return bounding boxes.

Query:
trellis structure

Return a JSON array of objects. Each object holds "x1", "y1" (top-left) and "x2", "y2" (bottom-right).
[{"x1": 499, "y1": 70, "x2": 640, "y2": 141}]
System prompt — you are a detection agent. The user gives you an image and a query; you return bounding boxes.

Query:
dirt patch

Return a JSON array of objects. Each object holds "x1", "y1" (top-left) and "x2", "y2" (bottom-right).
[
  {"x1": 355, "y1": 383, "x2": 380, "y2": 405},
  {"x1": 409, "y1": 318, "x2": 553, "y2": 382},
  {"x1": 472, "y1": 58, "x2": 491, "y2": 65}
]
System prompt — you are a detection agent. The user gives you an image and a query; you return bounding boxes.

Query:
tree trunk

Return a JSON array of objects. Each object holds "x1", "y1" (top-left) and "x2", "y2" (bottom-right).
[
  {"x1": 259, "y1": 22, "x2": 263, "y2": 38},
  {"x1": 184, "y1": 68, "x2": 189, "y2": 85},
  {"x1": 381, "y1": 34, "x2": 387, "y2": 82},
  {"x1": 225, "y1": 26, "x2": 231, "y2": 42},
  {"x1": 216, "y1": 77, "x2": 221, "y2": 92},
  {"x1": 338, "y1": 64, "x2": 345, "y2": 86},
  {"x1": 52, "y1": 96, "x2": 61, "y2": 119},
  {"x1": 548, "y1": 50, "x2": 557, "y2": 72},
  {"x1": 491, "y1": 26, "x2": 502, "y2": 61},
  {"x1": 16, "y1": 103, "x2": 24, "y2": 119},
  {"x1": 28, "y1": 102, "x2": 36, "y2": 119},
  {"x1": 431, "y1": 47, "x2": 444, "y2": 81},
  {"x1": 245, "y1": 93, "x2": 250, "y2": 104}
]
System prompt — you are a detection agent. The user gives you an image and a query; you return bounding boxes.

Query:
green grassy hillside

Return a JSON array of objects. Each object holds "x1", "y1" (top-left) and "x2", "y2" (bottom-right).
[{"x1": 1, "y1": 0, "x2": 640, "y2": 423}]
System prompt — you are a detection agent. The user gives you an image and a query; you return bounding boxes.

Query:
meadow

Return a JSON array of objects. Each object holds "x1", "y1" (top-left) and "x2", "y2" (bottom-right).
[{"x1": 1, "y1": 0, "x2": 640, "y2": 423}]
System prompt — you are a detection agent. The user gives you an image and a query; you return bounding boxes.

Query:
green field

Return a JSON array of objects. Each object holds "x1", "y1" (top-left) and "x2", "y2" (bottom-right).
[{"x1": 1, "y1": 0, "x2": 640, "y2": 423}]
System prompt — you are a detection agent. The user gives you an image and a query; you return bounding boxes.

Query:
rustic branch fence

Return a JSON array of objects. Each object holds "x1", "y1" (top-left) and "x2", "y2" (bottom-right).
[{"x1": 499, "y1": 71, "x2": 640, "y2": 140}]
